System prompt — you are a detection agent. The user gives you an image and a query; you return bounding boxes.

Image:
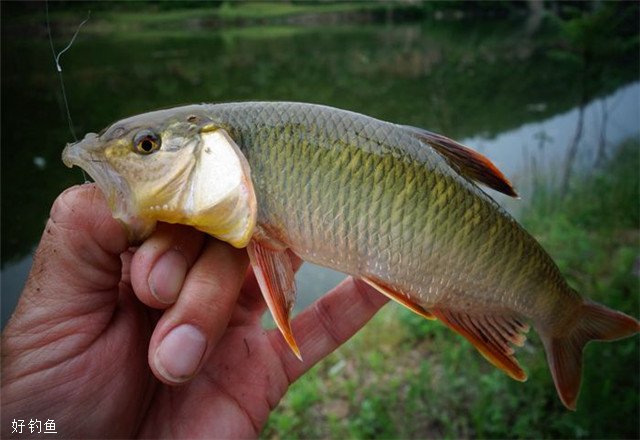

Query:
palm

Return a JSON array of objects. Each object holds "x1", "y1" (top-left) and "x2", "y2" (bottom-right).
[{"x1": 2, "y1": 185, "x2": 387, "y2": 439}]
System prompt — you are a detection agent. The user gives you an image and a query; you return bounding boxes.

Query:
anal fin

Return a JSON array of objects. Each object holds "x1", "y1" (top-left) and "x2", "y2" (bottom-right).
[
  {"x1": 247, "y1": 239, "x2": 302, "y2": 360},
  {"x1": 362, "y1": 277, "x2": 436, "y2": 321},
  {"x1": 431, "y1": 308, "x2": 530, "y2": 381}
]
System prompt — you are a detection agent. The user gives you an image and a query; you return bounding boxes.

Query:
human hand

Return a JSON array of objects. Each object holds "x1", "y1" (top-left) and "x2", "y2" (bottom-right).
[{"x1": 1, "y1": 184, "x2": 388, "y2": 438}]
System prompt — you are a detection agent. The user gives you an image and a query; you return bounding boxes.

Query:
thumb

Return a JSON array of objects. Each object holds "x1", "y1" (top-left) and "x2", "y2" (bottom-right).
[{"x1": 8, "y1": 184, "x2": 129, "y2": 333}]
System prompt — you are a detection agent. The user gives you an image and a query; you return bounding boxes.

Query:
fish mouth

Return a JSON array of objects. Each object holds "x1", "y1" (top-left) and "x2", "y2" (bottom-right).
[{"x1": 62, "y1": 135, "x2": 153, "y2": 242}]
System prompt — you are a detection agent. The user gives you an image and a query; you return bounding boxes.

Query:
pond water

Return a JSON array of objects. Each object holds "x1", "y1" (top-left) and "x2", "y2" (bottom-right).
[{"x1": 2, "y1": 5, "x2": 638, "y2": 327}]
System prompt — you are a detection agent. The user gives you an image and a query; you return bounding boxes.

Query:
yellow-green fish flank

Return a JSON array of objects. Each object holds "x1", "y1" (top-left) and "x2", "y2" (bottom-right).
[{"x1": 62, "y1": 101, "x2": 639, "y2": 410}]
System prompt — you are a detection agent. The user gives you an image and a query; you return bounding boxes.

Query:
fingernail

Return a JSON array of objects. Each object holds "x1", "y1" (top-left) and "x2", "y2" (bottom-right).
[
  {"x1": 148, "y1": 250, "x2": 187, "y2": 304},
  {"x1": 155, "y1": 324, "x2": 206, "y2": 382}
]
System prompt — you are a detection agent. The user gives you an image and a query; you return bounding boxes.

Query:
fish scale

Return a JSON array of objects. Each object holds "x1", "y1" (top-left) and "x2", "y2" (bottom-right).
[
  {"x1": 62, "y1": 101, "x2": 639, "y2": 409},
  {"x1": 217, "y1": 103, "x2": 523, "y2": 308}
]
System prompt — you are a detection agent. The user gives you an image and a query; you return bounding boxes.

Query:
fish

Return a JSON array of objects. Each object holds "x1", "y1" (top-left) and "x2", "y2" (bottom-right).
[{"x1": 61, "y1": 101, "x2": 639, "y2": 410}]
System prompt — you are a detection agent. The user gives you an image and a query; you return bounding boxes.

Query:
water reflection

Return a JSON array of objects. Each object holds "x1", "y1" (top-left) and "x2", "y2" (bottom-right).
[
  {"x1": 470, "y1": 81, "x2": 640, "y2": 214},
  {"x1": 3, "y1": 81, "x2": 636, "y2": 324},
  {"x1": 2, "y1": 8, "x2": 638, "y2": 326}
]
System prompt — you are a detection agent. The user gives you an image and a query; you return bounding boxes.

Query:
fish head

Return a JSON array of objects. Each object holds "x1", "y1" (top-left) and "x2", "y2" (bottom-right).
[{"x1": 62, "y1": 106, "x2": 257, "y2": 247}]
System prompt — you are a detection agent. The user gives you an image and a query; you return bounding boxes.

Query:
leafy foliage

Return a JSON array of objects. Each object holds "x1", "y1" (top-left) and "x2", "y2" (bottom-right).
[{"x1": 2, "y1": 2, "x2": 637, "y2": 265}]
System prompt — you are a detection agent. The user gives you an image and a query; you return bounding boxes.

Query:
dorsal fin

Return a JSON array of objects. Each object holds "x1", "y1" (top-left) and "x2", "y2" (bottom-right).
[{"x1": 404, "y1": 126, "x2": 518, "y2": 197}]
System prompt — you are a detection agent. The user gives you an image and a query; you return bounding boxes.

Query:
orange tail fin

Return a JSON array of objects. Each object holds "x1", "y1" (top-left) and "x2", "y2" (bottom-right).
[{"x1": 540, "y1": 300, "x2": 640, "y2": 410}]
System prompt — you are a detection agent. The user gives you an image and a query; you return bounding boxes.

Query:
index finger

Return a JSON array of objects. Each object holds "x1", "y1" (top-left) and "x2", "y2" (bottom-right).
[
  {"x1": 148, "y1": 238, "x2": 249, "y2": 384},
  {"x1": 130, "y1": 223, "x2": 205, "y2": 308}
]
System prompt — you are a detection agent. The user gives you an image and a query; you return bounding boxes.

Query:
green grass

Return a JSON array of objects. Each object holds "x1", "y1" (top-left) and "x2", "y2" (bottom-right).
[
  {"x1": 216, "y1": 2, "x2": 385, "y2": 20},
  {"x1": 42, "y1": 2, "x2": 393, "y2": 37},
  {"x1": 262, "y1": 139, "x2": 640, "y2": 439},
  {"x1": 34, "y1": 2, "x2": 395, "y2": 45}
]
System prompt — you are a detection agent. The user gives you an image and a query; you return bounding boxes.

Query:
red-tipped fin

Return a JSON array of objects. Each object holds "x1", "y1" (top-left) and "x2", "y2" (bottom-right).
[
  {"x1": 540, "y1": 300, "x2": 640, "y2": 410},
  {"x1": 431, "y1": 308, "x2": 530, "y2": 381},
  {"x1": 405, "y1": 126, "x2": 518, "y2": 197},
  {"x1": 362, "y1": 276, "x2": 436, "y2": 320},
  {"x1": 247, "y1": 240, "x2": 302, "y2": 360}
]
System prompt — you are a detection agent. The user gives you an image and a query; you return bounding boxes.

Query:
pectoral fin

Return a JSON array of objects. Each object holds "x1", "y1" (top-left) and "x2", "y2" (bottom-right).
[
  {"x1": 431, "y1": 308, "x2": 530, "y2": 381},
  {"x1": 247, "y1": 240, "x2": 302, "y2": 360},
  {"x1": 362, "y1": 277, "x2": 436, "y2": 320}
]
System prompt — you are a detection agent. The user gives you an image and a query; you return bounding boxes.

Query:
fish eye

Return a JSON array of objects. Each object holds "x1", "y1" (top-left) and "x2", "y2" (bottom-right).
[{"x1": 133, "y1": 130, "x2": 161, "y2": 155}]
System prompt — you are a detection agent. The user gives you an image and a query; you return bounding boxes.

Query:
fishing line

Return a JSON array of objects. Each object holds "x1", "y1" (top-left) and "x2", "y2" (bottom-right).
[{"x1": 45, "y1": 1, "x2": 90, "y2": 181}]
